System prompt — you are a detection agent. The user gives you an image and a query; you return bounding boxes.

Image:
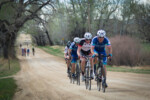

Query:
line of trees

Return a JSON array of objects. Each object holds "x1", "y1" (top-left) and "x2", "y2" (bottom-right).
[
  {"x1": 0, "y1": 0, "x2": 150, "y2": 60},
  {"x1": 0, "y1": 0, "x2": 54, "y2": 58},
  {"x1": 40, "y1": 0, "x2": 150, "y2": 45}
]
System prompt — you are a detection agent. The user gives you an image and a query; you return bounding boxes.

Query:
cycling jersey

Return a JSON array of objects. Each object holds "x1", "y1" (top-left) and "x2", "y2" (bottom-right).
[
  {"x1": 69, "y1": 42, "x2": 78, "y2": 63},
  {"x1": 79, "y1": 38, "x2": 91, "y2": 51},
  {"x1": 64, "y1": 46, "x2": 69, "y2": 54},
  {"x1": 79, "y1": 38, "x2": 91, "y2": 55},
  {"x1": 92, "y1": 36, "x2": 111, "y2": 65},
  {"x1": 69, "y1": 42, "x2": 78, "y2": 56},
  {"x1": 91, "y1": 36, "x2": 111, "y2": 52}
]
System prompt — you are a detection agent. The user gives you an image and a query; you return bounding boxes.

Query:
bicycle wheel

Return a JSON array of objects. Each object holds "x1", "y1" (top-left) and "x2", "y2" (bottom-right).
[
  {"x1": 69, "y1": 65, "x2": 72, "y2": 83},
  {"x1": 85, "y1": 68, "x2": 89, "y2": 89},
  {"x1": 102, "y1": 67, "x2": 106, "y2": 93},
  {"x1": 76, "y1": 63, "x2": 80, "y2": 85},
  {"x1": 102, "y1": 82, "x2": 105, "y2": 92},
  {"x1": 97, "y1": 67, "x2": 102, "y2": 91},
  {"x1": 89, "y1": 73, "x2": 91, "y2": 90}
]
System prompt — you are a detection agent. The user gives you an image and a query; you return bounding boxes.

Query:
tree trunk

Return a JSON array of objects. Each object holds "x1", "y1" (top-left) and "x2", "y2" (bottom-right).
[{"x1": 45, "y1": 30, "x2": 53, "y2": 45}]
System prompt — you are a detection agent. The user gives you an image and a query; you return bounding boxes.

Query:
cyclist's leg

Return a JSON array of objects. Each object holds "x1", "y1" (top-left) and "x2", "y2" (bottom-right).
[
  {"x1": 93, "y1": 50, "x2": 98, "y2": 75},
  {"x1": 71, "y1": 55, "x2": 77, "y2": 77},
  {"x1": 66, "y1": 56, "x2": 70, "y2": 73},
  {"x1": 100, "y1": 52, "x2": 107, "y2": 78},
  {"x1": 89, "y1": 54, "x2": 93, "y2": 71},
  {"x1": 81, "y1": 57, "x2": 86, "y2": 75},
  {"x1": 100, "y1": 52, "x2": 108, "y2": 87},
  {"x1": 80, "y1": 57, "x2": 85, "y2": 81}
]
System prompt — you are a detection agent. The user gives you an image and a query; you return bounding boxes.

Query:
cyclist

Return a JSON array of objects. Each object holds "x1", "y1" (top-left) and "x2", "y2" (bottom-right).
[
  {"x1": 27, "y1": 48, "x2": 30, "y2": 56},
  {"x1": 91, "y1": 29, "x2": 112, "y2": 88},
  {"x1": 77, "y1": 32, "x2": 93, "y2": 81},
  {"x1": 32, "y1": 47, "x2": 35, "y2": 56},
  {"x1": 64, "y1": 41, "x2": 71, "y2": 74},
  {"x1": 68, "y1": 37, "x2": 80, "y2": 78}
]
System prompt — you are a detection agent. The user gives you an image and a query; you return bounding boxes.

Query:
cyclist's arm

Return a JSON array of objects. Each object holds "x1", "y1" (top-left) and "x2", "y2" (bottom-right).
[
  {"x1": 107, "y1": 45, "x2": 112, "y2": 54},
  {"x1": 91, "y1": 38, "x2": 95, "y2": 55},
  {"x1": 77, "y1": 46, "x2": 81, "y2": 57},
  {"x1": 106, "y1": 38, "x2": 112, "y2": 55},
  {"x1": 91, "y1": 46, "x2": 95, "y2": 55},
  {"x1": 64, "y1": 47, "x2": 68, "y2": 58},
  {"x1": 64, "y1": 53, "x2": 67, "y2": 58},
  {"x1": 68, "y1": 49, "x2": 72, "y2": 57}
]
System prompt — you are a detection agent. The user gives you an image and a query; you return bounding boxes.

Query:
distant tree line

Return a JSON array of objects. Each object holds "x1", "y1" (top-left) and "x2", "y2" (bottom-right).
[{"x1": 41, "y1": 0, "x2": 150, "y2": 45}]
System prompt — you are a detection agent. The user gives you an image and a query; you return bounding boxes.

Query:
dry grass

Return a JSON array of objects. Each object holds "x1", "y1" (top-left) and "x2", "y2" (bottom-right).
[{"x1": 109, "y1": 35, "x2": 150, "y2": 66}]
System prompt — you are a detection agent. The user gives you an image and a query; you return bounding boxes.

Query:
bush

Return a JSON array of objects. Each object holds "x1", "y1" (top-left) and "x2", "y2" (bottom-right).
[{"x1": 109, "y1": 35, "x2": 150, "y2": 66}]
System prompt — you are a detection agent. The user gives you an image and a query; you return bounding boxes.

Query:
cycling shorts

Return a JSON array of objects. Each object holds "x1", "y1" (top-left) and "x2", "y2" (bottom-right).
[
  {"x1": 71, "y1": 54, "x2": 78, "y2": 63},
  {"x1": 80, "y1": 49, "x2": 91, "y2": 56},
  {"x1": 94, "y1": 50, "x2": 107, "y2": 65}
]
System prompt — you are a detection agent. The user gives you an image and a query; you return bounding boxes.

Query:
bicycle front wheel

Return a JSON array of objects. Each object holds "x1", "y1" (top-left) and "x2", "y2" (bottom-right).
[
  {"x1": 76, "y1": 63, "x2": 80, "y2": 85},
  {"x1": 97, "y1": 67, "x2": 102, "y2": 91},
  {"x1": 85, "y1": 68, "x2": 89, "y2": 89}
]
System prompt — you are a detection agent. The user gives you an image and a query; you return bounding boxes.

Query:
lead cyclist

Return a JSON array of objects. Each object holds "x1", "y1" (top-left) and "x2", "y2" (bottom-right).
[
  {"x1": 91, "y1": 29, "x2": 112, "y2": 88},
  {"x1": 77, "y1": 32, "x2": 94, "y2": 82}
]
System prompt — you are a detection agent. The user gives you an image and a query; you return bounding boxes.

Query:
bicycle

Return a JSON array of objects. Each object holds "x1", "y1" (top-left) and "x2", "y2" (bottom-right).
[
  {"x1": 70, "y1": 57, "x2": 80, "y2": 85},
  {"x1": 83, "y1": 55, "x2": 92, "y2": 90},
  {"x1": 93, "y1": 54, "x2": 110, "y2": 93}
]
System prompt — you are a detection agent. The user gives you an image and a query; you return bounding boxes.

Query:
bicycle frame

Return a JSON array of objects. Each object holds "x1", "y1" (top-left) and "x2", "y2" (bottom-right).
[
  {"x1": 83, "y1": 55, "x2": 92, "y2": 90},
  {"x1": 94, "y1": 54, "x2": 109, "y2": 92}
]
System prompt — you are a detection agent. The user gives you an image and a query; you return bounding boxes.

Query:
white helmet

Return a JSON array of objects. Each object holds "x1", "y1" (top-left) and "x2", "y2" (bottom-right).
[
  {"x1": 97, "y1": 30, "x2": 106, "y2": 37},
  {"x1": 84, "y1": 32, "x2": 92, "y2": 39},
  {"x1": 74, "y1": 37, "x2": 80, "y2": 43}
]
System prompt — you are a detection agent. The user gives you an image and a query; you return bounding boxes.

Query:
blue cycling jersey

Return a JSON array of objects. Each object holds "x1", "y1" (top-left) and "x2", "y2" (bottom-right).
[
  {"x1": 91, "y1": 36, "x2": 111, "y2": 52},
  {"x1": 69, "y1": 42, "x2": 78, "y2": 56}
]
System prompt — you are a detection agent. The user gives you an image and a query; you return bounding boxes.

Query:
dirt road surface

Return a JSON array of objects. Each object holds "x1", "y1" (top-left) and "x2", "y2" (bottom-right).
[{"x1": 13, "y1": 48, "x2": 150, "y2": 100}]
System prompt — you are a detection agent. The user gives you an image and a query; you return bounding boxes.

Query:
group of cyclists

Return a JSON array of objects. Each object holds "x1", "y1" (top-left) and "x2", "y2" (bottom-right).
[{"x1": 64, "y1": 29, "x2": 112, "y2": 88}]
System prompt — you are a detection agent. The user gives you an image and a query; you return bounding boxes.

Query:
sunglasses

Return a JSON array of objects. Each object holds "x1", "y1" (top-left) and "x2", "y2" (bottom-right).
[
  {"x1": 98, "y1": 37, "x2": 104, "y2": 38},
  {"x1": 85, "y1": 39, "x2": 91, "y2": 41}
]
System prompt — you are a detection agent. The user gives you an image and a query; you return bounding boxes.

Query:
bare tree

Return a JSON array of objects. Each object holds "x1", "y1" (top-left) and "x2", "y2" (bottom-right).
[{"x1": 0, "y1": 0, "x2": 54, "y2": 58}]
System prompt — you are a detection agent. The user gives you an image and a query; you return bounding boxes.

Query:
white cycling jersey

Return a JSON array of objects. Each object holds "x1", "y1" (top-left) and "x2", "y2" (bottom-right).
[
  {"x1": 78, "y1": 38, "x2": 91, "y2": 51},
  {"x1": 64, "y1": 46, "x2": 69, "y2": 54}
]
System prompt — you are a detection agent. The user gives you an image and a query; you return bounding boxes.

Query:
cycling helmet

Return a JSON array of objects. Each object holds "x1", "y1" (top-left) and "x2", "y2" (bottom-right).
[
  {"x1": 84, "y1": 32, "x2": 92, "y2": 39},
  {"x1": 73, "y1": 37, "x2": 80, "y2": 43},
  {"x1": 97, "y1": 30, "x2": 106, "y2": 37},
  {"x1": 66, "y1": 41, "x2": 71, "y2": 48}
]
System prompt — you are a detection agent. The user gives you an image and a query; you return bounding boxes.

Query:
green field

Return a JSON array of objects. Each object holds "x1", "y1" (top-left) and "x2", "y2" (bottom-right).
[
  {"x1": 107, "y1": 65, "x2": 150, "y2": 74},
  {"x1": 38, "y1": 45, "x2": 65, "y2": 58},
  {"x1": 0, "y1": 59, "x2": 20, "y2": 77},
  {"x1": 0, "y1": 78, "x2": 17, "y2": 100},
  {"x1": 0, "y1": 58, "x2": 20, "y2": 100},
  {"x1": 39, "y1": 45, "x2": 150, "y2": 74}
]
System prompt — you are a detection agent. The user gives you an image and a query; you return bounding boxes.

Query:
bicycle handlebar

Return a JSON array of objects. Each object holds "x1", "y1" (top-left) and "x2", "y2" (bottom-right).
[{"x1": 93, "y1": 54, "x2": 112, "y2": 61}]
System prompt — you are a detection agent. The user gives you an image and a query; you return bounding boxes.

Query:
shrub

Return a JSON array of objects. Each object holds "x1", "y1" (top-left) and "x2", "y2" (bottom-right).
[{"x1": 108, "y1": 35, "x2": 150, "y2": 66}]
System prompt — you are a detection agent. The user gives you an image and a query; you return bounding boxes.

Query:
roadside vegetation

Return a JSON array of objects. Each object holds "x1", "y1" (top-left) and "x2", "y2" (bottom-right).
[
  {"x1": 0, "y1": 58, "x2": 20, "y2": 100},
  {"x1": 39, "y1": 40, "x2": 150, "y2": 74},
  {"x1": 39, "y1": 46, "x2": 65, "y2": 58}
]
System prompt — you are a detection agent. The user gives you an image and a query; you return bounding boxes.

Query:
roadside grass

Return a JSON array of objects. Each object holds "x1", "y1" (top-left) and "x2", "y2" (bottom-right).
[
  {"x1": 0, "y1": 58, "x2": 20, "y2": 100},
  {"x1": 0, "y1": 78, "x2": 17, "y2": 100},
  {"x1": 106, "y1": 65, "x2": 150, "y2": 74},
  {"x1": 39, "y1": 45, "x2": 150, "y2": 74},
  {"x1": 0, "y1": 58, "x2": 20, "y2": 77},
  {"x1": 38, "y1": 45, "x2": 65, "y2": 58}
]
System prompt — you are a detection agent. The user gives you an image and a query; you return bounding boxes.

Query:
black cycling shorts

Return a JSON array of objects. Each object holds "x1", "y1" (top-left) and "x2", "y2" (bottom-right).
[{"x1": 80, "y1": 49, "x2": 91, "y2": 56}]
